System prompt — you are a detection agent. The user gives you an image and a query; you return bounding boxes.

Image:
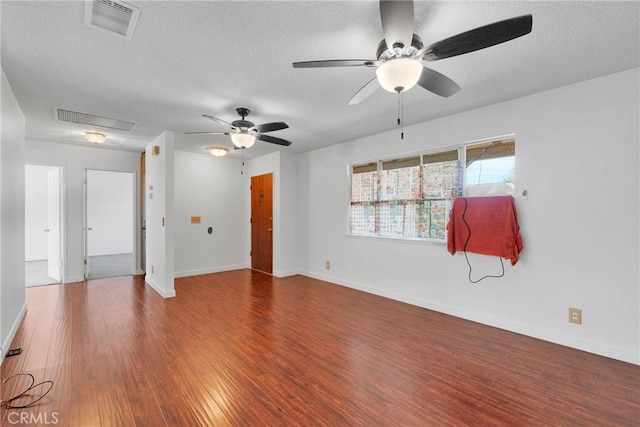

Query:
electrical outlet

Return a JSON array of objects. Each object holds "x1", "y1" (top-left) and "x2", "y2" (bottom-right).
[
  {"x1": 569, "y1": 307, "x2": 582, "y2": 325},
  {"x1": 325, "y1": 261, "x2": 331, "y2": 270},
  {"x1": 151, "y1": 265, "x2": 154, "y2": 274}
]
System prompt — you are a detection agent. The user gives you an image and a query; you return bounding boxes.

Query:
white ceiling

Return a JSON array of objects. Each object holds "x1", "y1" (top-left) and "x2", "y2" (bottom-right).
[{"x1": 2, "y1": 1, "x2": 638, "y2": 159}]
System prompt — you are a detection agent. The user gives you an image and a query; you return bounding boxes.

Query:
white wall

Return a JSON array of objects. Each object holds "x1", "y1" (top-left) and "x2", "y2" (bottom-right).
[
  {"x1": 144, "y1": 133, "x2": 175, "y2": 298},
  {"x1": 298, "y1": 68, "x2": 640, "y2": 364},
  {"x1": 25, "y1": 165, "x2": 54, "y2": 261},
  {"x1": 25, "y1": 141, "x2": 141, "y2": 282},
  {"x1": 174, "y1": 151, "x2": 248, "y2": 277},
  {"x1": 247, "y1": 151, "x2": 300, "y2": 277},
  {"x1": 1, "y1": 68, "x2": 27, "y2": 359},
  {"x1": 87, "y1": 170, "x2": 133, "y2": 256},
  {"x1": 275, "y1": 151, "x2": 300, "y2": 276}
]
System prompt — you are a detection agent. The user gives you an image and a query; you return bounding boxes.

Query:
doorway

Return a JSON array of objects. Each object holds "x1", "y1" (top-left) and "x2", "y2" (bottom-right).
[
  {"x1": 251, "y1": 173, "x2": 273, "y2": 274},
  {"x1": 84, "y1": 169, "x2": 135, "y2": 279},
  {"x1": 24, "y1": 165, "x2": 63, "y2": 287}
]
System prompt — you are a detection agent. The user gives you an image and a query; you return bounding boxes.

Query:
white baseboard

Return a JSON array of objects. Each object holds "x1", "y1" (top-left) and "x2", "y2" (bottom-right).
[
  {"x1": 174, "y1": 264, "x2": 249, "y2": 279},
  {"x1": 144, "y1": 275, "x2": 176, "y2": 298},
  {"x1": 300, "y1": 270, "x2": 639, "y2": 366},
  {"x1": 63, "y1": 275, "x2": 84, "y2": 284},
  {"x1": 273, "y1": 269, "x2": 301, "y2": 278},
  {"x1": 1, "y1": 303, "x2": 27, "y2": 365}
]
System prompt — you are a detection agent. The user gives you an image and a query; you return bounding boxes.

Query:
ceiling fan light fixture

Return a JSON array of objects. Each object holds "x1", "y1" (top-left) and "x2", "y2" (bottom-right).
[
  {"x1": 86, "y1": 131, "x2": 106, "y2": 143},
  {"x1": 231, "y1": 132, "x2": 256, "y2": 149},
  {"x1": 375, "y1": 57, "x2": 423, "y2": 93},
  {"x1": 208, "y1": 146, "x2": 229, "y2": 157}
]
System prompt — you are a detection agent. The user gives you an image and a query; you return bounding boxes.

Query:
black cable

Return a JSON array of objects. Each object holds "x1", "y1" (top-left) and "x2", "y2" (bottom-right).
[
  {"x1": 461, "y1": 197, "x2": 505, "y2": 283},
  {"x1": 1, "y1": 372, "x2": 54, "y2": 409}
]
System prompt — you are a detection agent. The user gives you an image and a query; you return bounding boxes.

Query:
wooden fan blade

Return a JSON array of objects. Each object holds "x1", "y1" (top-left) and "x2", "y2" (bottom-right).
[
  {"x1": 293, "y1": 60, "x2": 379, "y2": 68},
  {"x1": 184, "y1": 131, "x2": 230, "y2": 135},
  {"x1": 202, "y1": 114, "x2": 231, "y2": 126},
  {"x1": 417, "y1": 67, "x2": 461, "y2": 98},
  {"x1": 257, "y1": 134, "x2": 292, "y2": 147},
  {"x1": 380, "y1": 0, "x2": 415, "y2": 53},
  {"x1": 423, "y1": 15, "x2": 533, "y2": 61},
  {"x1": 348, "y1": 76, "x2": 380, "y2": 105},
  {"x1": 254, "y1": 122, "x2": 289, "y2": 133}
]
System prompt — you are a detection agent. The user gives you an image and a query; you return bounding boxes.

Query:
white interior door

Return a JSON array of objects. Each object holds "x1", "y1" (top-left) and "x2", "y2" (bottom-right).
[
  {"x1": 83, "y1": 169, "x2": 90, "y2": 279},
  {"x1": 47, "y1": 168, "x2": 62, "y2": 281}
]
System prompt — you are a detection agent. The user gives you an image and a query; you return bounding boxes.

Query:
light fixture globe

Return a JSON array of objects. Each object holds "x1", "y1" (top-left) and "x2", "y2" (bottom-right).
[
  {"x1": 86, "y1": 131, "x2": 106, "y2": 143},
  {"x1": 376, "y1": 57, "x2": 423, "y2": 93},
  {"x1": 208, "y1": 146, "x2": 229, "y2": 157},
  {"x1": 230, "y1": 132, "x2": 256, "y2": 149}
]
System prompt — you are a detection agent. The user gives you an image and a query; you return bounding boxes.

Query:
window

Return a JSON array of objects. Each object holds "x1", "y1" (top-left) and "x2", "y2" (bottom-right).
[
  {"x1": 465, "y1": 138, "x2": 515, "y2": 196},
  {"x1": 349, "y1": 136, "x2": 515, "y2": 241},
  {"x1": 350, "y1": 150, "x2": 462, "y2": 240}
]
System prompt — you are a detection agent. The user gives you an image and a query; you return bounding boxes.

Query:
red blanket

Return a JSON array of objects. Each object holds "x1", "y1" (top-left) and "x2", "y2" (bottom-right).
[{"x1": 446, "y1": 196, "x2": 523, "y2": 265}]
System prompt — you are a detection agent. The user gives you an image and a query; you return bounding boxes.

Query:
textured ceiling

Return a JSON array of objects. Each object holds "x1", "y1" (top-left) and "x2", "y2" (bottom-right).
[{"x1": 2, "y1": 1, "x2": 639, "y2": 159}]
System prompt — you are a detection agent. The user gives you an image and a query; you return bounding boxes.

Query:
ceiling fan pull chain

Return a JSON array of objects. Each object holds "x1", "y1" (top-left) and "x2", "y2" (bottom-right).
[
  {"x1": 396, "y1": 91, "x2": 404, "y2": 140},
  {"x1": 397, "y1": 92, "x2": 401, "y2": 127},
  {"x1": 401, "y1": 91, "x2": 404, "y2": 140}
]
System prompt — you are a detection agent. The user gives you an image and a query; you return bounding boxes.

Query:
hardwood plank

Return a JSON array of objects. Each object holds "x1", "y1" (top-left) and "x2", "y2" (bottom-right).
[
  {"x1": 0, "y1": 272, "x2": 637, "y2": 426},
  {"x1": 67, "y1": 386, "x2": 101, "y2": 427}
]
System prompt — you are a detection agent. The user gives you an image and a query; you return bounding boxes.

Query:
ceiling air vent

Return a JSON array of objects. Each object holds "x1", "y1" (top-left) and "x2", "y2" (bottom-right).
[
  {"x1": 56, "y1": 109, "x2": 136, "y2": 131},
  {"x1": 85, "y1": 0, "x2": 140, "y2": 40}
]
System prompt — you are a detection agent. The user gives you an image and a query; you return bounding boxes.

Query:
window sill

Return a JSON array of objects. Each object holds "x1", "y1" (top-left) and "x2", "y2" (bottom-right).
[{"x1": 345, "y1": 233, "x2": 447, "y2": 246}]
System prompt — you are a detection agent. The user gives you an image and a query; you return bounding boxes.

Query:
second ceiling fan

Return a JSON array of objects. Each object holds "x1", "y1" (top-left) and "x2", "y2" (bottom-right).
[
  {"x1": 186, "y1": 107, "x2": 292, "y2": 149},
  {"x1": 293, "y1": 0, "x2": 533, "y2": 105}
]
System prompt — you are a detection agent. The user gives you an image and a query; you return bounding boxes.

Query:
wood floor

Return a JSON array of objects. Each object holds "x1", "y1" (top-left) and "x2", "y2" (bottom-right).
[{"x1": 1, "y1": 270, "x2": 638, "y2": 426}]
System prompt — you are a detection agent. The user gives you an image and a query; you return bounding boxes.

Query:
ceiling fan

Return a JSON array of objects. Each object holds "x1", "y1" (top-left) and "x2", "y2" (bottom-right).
[
  {"x1": 293, "y1": 0, "x2": 533, "y2": 105},
  {"x1": 185, "y1": 107, "x2": 292, "y2": 149}
]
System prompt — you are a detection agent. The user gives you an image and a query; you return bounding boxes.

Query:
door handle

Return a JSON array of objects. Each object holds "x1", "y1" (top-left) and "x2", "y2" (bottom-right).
[
  {"x1": 267, "y1": 228, "x2": 273, "y2": 232},
  {"x1": 44, "y1": 228, "x2": 50, "y2": 232}
]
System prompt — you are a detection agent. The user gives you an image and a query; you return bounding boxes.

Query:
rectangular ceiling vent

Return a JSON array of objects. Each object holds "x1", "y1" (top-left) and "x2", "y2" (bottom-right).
[
  {"x1": 56, "y1": 109, "x2": 136, "y2": 131},
  {"x1": 85, "y1": 0, "x2": 140, "y2": 40}
]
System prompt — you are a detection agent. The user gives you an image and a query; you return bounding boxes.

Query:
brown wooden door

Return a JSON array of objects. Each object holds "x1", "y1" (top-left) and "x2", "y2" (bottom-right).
[{"x1": 251, "y1": 173, "x2": 273, "y2": 274}]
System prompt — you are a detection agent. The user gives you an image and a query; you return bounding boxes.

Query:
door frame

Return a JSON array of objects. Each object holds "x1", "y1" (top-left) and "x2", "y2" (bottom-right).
[
  {"x1": 24, "y1": 164, "x2": 65, "y2": 285},
  {"x1": 46, "y1": 167, "x2": 62, "y2": 282},
  {"x1": 83, "y1": 168, "x2": 138, "y2": 279}
]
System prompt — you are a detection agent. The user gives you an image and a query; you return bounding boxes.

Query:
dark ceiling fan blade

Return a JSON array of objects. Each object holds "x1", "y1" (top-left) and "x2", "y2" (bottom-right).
[
  {"x1": 348, "y1": 76, "x2": 380, "y2": 106},
  {"x1": 184, "y1": 131, "x2": 230, "y2": 135},
  {"x1": 417, "y1": 67, "x2": 461, "y2": 98},
  {"x1": 257, "y1": 134, "x2": 292, "y2": 147},
  {"x1": 423, "y1": 15, "x2": 533, "y2": 61},
  {"x1": 380, "y1": 0, "x2": 415, "y2": 53},
  {"x1": 254, "y1": 121, "x2": 289, "y2": 133},
  {"x1": 202, "y1": 114, "x2": 231, "y2": 126},
  {"x1": 293, "y1": 59, "x2": 379, "y2": 68}
]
